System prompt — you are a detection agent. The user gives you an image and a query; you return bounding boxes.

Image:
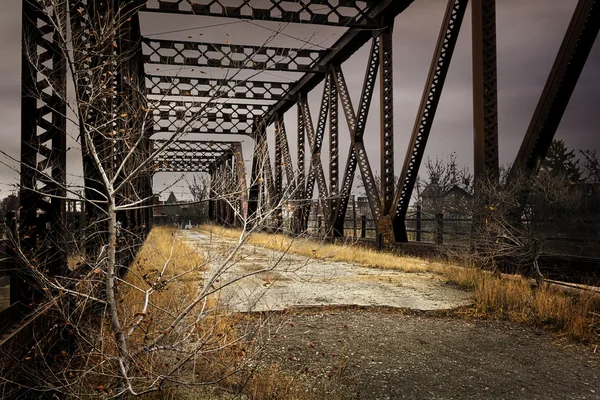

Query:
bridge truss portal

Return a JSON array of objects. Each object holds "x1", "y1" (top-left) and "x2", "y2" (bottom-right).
[{"x1": 15, "y1": 0, "x2": 600, "y2": 304}]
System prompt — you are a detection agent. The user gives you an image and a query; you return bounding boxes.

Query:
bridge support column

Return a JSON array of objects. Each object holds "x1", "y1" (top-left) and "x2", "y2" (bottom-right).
[
  {"x1": 19, "y1": 0, "x2": 68, "y2": 304},
  {"x1": 377, "y1": 22, "x2": 396, "y2": 247},
  {"x1": 292, "y1": 99, "x2": 307, "y2": 234}
]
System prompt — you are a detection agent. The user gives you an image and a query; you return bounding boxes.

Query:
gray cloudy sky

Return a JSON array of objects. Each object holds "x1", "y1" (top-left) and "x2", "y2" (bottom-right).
[{"x1": 0, "y1": 0, "x2": 599, "y2": 199}]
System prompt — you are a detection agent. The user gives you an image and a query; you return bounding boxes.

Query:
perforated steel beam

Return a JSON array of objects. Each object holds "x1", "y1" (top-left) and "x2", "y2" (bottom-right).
[
  {"x1": 151, "y1": 100, "x2": 269, "y2": 134},
  {"x1": 260, "y1": 0, "x2": 414, "y2": 125},
  {"x1": 143, "y1": 38, "x2": 326, "y2": 73},
  {"x1": 146, "y1": 75, "x2": 290, "y2": 101},
  {"x1": 152, "y1": 140, "x2": 236, "y2": 172},
  {"x1": 328, "y1": 70, "x2": 339, "y2": 227},
  {"x1": 379, "y1": 24, "x2": 395, "y2": 217},
  {"x1": 141, "y1": 0, "x2": 377, "y2": 27},
  {"x1": 393, "y1": 0, "x2": 468, "y2": 242},
  {"x1": 472, "y1": 0, "x2": 499, "y2": 183},
  {"x1": 331, "y1": 37, "x2": 381, "y2": 235},
  {"x1": 301, "y1": 77, "x2": 331, "y2": 224}
]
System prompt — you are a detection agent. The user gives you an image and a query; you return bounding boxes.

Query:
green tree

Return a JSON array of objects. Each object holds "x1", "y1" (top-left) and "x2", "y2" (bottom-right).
[{"x1": 542, "y1": 139, "x2": 581, "y2": 182}]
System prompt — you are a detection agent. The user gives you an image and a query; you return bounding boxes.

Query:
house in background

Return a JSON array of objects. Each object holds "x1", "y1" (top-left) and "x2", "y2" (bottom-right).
[{"x1": 420, "y1": 184, "x2": 472, "y2": 218}]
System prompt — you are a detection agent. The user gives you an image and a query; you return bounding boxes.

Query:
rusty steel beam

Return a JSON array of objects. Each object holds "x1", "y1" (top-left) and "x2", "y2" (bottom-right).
[
  {"x1": 511, "y1": 0, "x2": 600, "y2": 184},
  {"x1": 260, "y1": 0, "x2": 414, "y2": 126},
  {"x1": 293, "y1": 98, "x2": 307, "y2": 232},
  {"x1": 20, "y1": 0, "x2": 68, "y2": 288},
  {"x1": 331, "y1": 36, "x2": 381, "y2": 234},
  {"x1": 146, "y1": 75, "x2": 290, "y2": 102},
  {"x1": 141, "y1": 0, "x2": 378, "y2": 28},
  {"x1": 275, "y1": 116, "x2": 295, "y2": 186},
  {"x1": 379, "y1": 24, "x2": 395, "y2": 217},
  {"x1": 143, "y1": 38, "x2": 326, "y2": 73},
  {"x1": 328, "y1": 70, "x2": 339, "y2": 227},
  {"x1": 393, "y1": 0, "x2": 469, "y2": 242},
  {"x1": 301, "y1": 77, "x2": 331, "y2": 224},
  {"x1": 472, "y1": 0, "x2": 499, "y2": 184}
]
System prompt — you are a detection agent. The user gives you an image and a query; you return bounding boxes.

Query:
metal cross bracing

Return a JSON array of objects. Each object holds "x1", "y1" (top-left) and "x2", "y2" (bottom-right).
[
  {"x1": 150, "y1": 100, "x2": 270, "y2": 135},
  {"x1": 141, "y1": 0, "x2": 376, "y2": 28},
  {"x1": 392, "y1": 0, "x2": 469, "y2": 242},
  {"x1": 152, "y1": 140, "x2": 238, "y2": 172},
  {"x1": 143, "y1": 38, "x2": 326, "y2": 73},
  {"x1": 146, "y1": 75, "x2": 291, "y2": 101},
  {"x1": 16, "y1": 0, "x2": 600, "y2": 310}
]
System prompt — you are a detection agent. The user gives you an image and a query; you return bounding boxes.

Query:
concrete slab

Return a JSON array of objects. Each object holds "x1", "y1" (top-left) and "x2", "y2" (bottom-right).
[{"x1": 180, "y1": 231, "x2": 471, "y2": 312}]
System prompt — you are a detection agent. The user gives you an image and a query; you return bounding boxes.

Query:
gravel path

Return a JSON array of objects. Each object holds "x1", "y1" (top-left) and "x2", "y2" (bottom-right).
[{"x1": 259, "y1": 308, "x2": 600, "y2": 400}]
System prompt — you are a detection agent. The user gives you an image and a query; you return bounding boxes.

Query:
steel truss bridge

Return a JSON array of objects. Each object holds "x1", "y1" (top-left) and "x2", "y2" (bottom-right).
[{"x1": 9, "y1": 0, "x2": 600, "y2": 311}]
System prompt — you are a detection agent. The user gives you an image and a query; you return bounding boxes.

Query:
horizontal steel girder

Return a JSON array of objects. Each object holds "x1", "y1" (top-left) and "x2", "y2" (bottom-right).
[
  {"x1": 151, "y1": 100, "x2": 271, "y2": 134},
  {"x1": 146, "y1": 75, "x2": 290, "y2": 101},
  {"x1": 141, "y1": 0, "x2": 376, "y2": 27},
  {"x1": 142, "y1": 38, "x2": 326, "y2": 73}
]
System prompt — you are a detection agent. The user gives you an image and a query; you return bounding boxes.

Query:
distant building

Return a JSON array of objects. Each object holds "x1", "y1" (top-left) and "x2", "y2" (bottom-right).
[{"x1": 420, "y1": 184, "x2": 472, "y2": 217}]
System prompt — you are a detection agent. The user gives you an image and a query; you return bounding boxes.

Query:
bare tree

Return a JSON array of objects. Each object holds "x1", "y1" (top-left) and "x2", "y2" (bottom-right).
[
  {"x1": 580, "y1": 149, "x2": 600, "y2": 183},
  {"x1": 467, "y1": 168, "x2": 585, "y2": 280},
  {"x1": 1, "y1": 1, "x2": 311, "y2": 397}
]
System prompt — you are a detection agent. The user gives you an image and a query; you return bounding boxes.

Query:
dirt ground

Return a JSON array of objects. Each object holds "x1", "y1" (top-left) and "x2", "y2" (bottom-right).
[
  {"x1": 180, "y1": 230, "x2": 599, "y2": 399},
  {"x1": 257, "y1": 308, "x2": 600, "y2": 400}
]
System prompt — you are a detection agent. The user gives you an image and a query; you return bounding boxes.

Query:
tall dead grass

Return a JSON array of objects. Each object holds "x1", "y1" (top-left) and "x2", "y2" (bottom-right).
[
  {"x1": 202, "y1": 225, "x2": 438, "y2": 273},
  {"x1": 200, "y1": 225, "x2": 599, "y2": 345},
  {"x1": 127, "y1": 226, "x2": 335, "y2": 399}
]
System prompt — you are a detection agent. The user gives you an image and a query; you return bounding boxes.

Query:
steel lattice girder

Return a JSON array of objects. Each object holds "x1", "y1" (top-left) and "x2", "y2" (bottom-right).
[
  {"x1": 392, "y1": 0, "x2": 468, "y2": 242},
  {"x1": 331, "y1": 36, "x2": 381, "y2": 230},
  {"x1": 301, "y1": 80, "x2": 331, "y2": 222},
  {"x1": 143, "y1": 38, "x2": 326, "y2": 73},
  {"x1": 152, "y1": 140, "x2": 237, "y2": 172},
  {"x1": 20, "y1": 0, "x2": 68, "y2": 281},
  {"x1": 146, "y1": 75, "x2": 290, "y2": 101},
  {"x1": 141, "y1": 0, "x2": 376, "y2": 28},
  {"x1": 150, "y1": 100, "x2": 271, "y2": 134}
]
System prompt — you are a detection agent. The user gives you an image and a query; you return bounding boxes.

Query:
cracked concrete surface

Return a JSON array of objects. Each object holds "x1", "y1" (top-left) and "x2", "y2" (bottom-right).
[{"x1": 180, "y1": 231, "x2": 471, "y2": 312}]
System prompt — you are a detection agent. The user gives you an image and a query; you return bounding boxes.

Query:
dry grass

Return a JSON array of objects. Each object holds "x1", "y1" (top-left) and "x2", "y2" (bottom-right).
[
  {"x1": 200, "y1": 225, "x2": 600, "y2": 345},
  {"x1": 124, "y1": 226, "x2": 331, "y2": 399},
  {"x1": 202, "y1": 225, "x2": 440, "y2": 274}
]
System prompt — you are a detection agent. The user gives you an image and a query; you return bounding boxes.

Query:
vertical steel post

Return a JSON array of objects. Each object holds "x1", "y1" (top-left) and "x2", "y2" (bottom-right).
[
  {"x1": 472, "y1": 0, "x2": 499, "y2": 184},
  {"x1": 416, "y1": 205, "x2": 422, "y2": 242},
  {"x1": 293, "y1": 98, "x2": 307, "y2": 233},
  {"x1": 248, "y1": 122, "x2": 262, "y2": 222},
  {"x1": 274, "y1": 116, "x2": 283, "y2": 229},
  {"x1": 379, "y1": 23, "x2": 395, "y2": 216},
  {"x1": 329, "y1": 71, "x2": 339, "y2": 236},
  {"x1": 377, "y1": 23, "x2": 396, "y2": 248}
]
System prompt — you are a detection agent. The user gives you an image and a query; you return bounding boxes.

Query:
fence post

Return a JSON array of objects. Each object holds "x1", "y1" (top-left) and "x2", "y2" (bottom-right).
[
  {"x1": 360, "y1": 215, "x2": 366, "y2": 239},
  {"x1": 416, "y1": 205, "x2": 422, "y2": 242},
  {"x1": 352, "y1": 196, "x2": 357, "y2": 239},
  {"x1": 435, "y1": 213, "x2": 444, "y2": 245}
]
